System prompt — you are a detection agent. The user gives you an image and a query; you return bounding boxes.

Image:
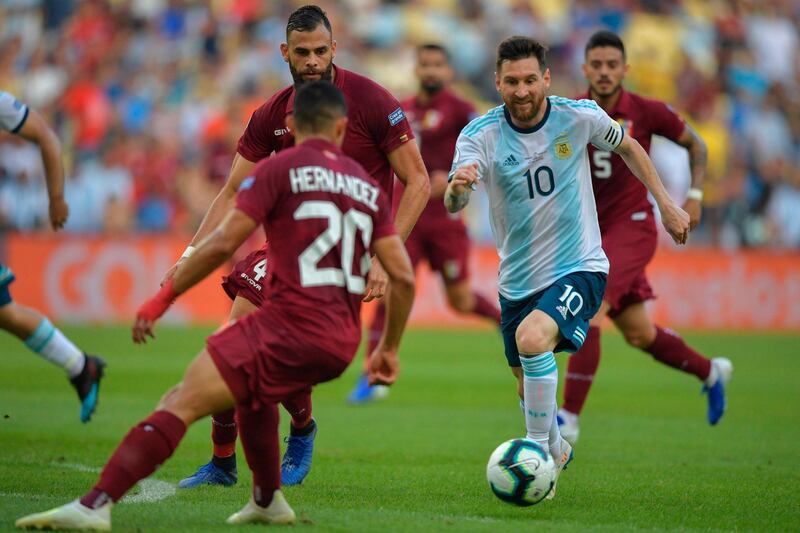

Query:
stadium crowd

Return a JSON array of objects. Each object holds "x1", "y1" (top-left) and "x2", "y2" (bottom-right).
[{"x1": 0, "y1": 0, "x2": 798, "y2": 248}]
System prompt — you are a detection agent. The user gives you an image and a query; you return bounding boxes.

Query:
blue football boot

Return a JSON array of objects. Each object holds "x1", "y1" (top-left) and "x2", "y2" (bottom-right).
[
  {"x1": 281, "y1": 419, "x2": 317, "y2": 485},
  {"x1": 178, "y1": 461, "x2": 238, "y2": 488},
  {"x1": 69, "y1": 355, "x2": 106, "y2": 423},
  {"x1": 347, "y1": 373, "x2": 389, "y2": 404},
  {"x1": 703, "y1": 357, "x2": 733, "y2": 425}
]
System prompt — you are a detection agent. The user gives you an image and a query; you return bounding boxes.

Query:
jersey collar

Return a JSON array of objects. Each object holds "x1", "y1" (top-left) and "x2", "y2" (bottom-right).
[
  {"x1": 503, "y1": 97, "x2": 551, "y2": 134},
  {"x1": 300, "y1": 137, "x2": 343, "y2": 154},
  {"x1": 286, "y1": 65, "x2": 346, "y2": 115},
  {"x1": 579, "y1": 87, "x2": 631, "y2": 116}
]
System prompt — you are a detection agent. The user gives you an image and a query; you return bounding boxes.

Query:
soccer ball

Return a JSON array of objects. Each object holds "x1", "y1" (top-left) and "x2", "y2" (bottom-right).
[{"x1": 486, "y1": 438, "x2": 556, "y2": 506}]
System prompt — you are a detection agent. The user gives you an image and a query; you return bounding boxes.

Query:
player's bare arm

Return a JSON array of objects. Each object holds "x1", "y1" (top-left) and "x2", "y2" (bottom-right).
[
  {"x1": 613, "y1": 135, "x2": 690, "y2": 245},
  {"x1": 429, "y1": 170, "x2": 451, "y2": 198},
  {"x1": 675, "y1": 123, "x2": 707, "y2": 230},
  {"x1": 362, "y1": 140, "x2": 430, "y2": 303},
  {"x1": 135, "y1": 209, "x2": 258, "y2": 343},
  {"x1": 161, "y1": 153, "x2": 257, "y2": 284},
  {"x1": 444, "y1": 163, "x2": 478, "y2": 213},
  {"x1": 368, "y1": 234, "x2": 416, "y2": 386},
  {"x1": 16, "y1": 108, "x2": 67, "y2": 230}
]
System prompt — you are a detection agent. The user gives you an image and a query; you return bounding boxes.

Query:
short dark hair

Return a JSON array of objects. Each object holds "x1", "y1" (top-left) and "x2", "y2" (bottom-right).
[
  {"x1": 293, "y1": 80, "x2": 347, "y2": 133},
  {"x1": 286, "y1": 5, "x2": 332, "y2": 40},
  {"x1": 585, "y1": 30, "x2": 625, "y2": 59},
  {"x1": 496, "y1": 36, "x2": 548, "y2": 72},
  {"x1": 418, "y1": 43, "x2": 450, "y2": 62}
]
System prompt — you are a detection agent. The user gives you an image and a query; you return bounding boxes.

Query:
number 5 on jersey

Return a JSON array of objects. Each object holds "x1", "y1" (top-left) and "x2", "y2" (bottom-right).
[{"x1": 295, "y1": 201, "x2": 373, "y2": 295}]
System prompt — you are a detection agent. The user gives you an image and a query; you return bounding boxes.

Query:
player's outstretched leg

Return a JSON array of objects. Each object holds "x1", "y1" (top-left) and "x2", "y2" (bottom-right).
[
  {"x1": 348, "y1": 302, "x2": 390, "y2": 404},
  {"x1": 0, "y1": 296, "x2": 106, "y2": 423},
  {"x1": 228, "y1": 402, "x2": 296, "y2": 524},
  {"x1": 178, "y1": 409, "x2": 239, "y2": 488},
  {"x1": 16, "y1": 349, "x2": 235, "y2": 531}
]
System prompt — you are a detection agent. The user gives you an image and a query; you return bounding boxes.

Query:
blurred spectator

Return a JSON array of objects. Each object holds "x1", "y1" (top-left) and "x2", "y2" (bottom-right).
[{"x1": 0, "y1": 0, "x2": 796, "y2": 248}]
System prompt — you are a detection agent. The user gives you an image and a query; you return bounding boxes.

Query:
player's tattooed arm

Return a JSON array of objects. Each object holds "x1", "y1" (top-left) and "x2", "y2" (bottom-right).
[
  {"x1": 444, "y1": 163, "x2": 478, "y2": 213},
  {"x1": 675, "y1": 123, "x2": 707, "y2": 230}
]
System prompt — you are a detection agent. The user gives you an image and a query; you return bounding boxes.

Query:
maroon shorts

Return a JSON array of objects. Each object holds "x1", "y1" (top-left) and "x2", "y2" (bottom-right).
[
  {"x1": 601, "y1": 211, "x2": 658, "y2": 317},
  {"x1": 206, "y1": 310, "x2": 352, "y2": 408},
  {"x1": 407, "y1": 216, "x2": 470, "y2": 284},
  {"x1": 222, "y1": 247, "x2": 268, "y2": 307}
]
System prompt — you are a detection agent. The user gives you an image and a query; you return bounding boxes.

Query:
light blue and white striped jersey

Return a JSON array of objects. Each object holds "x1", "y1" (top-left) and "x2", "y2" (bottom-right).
[
  {"x1": 0, "y1": 91, "x2": 28, "y2": 133},
  {"x1": 451, "y1": 96, "x2": 623, "y2": 300}
]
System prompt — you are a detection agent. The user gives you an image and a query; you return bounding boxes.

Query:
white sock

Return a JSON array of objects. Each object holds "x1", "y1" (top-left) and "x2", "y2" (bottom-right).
[
  {"x1": 24, "y1": 318, "x2": 85, "y2": 378},
  {"x1": 519, "y1": 351, "x2": 557, "y2": 450},
  {"x1": 548, "y1": 405, "x2": 563, "y2": 459}
]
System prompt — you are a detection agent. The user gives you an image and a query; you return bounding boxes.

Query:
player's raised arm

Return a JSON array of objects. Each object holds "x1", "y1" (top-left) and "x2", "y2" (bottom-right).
[
  {"x1": 15, "y1": 107, "x2": 68, "y2": 230},
  {"x1": 134, "y1": 208, "x2": 258, "y2": 343},
  {"x1": 368, "y1": 233, "x2": 416, "y2": 386},
  {"x1": 674, "y1": 123, "x2": 708, "y2": 230},
  {"x1": 613, "y1": 135, "x2": 690, "y2": 245}
]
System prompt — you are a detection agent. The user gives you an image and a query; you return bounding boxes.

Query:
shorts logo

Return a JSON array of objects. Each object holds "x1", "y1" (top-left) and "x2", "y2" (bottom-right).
[
  {"x1": 502, "y1": 154, "x2": 520, "y2": 166},
  {"x1": 556, "y1": 305, "x2": 568, "y2": 320},
  {"x1": 388, "y1": 107, "x2": 406, "y2": 126},
  {"x1": 554, "y1": 132, "x2": 572, "y2": 160},
  {"x1": 443, "y1": 260, "x2": 460, "y2": 281}
]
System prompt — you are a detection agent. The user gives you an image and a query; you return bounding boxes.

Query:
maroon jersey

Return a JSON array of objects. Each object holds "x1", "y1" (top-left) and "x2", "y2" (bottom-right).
[
  {"x1": 577, "y1": 88, "x2": 685, "y2": 228},
  {"x1": 398, "y1": 88, "x2": 476, "y2": 220},
  {"x1": 237, "y1": 66, "x2": 414, "y2": 201},
  {"x1": 235, "y1": 138, "x2": 395, "y2": 356}
]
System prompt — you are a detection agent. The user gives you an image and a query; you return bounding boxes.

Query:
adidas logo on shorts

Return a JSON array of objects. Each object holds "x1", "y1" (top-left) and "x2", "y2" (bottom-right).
[
  {"x1": 556, "y1": 305, "x2": 568, "y2": 320},
  {"x1": 502, "y1": 154, "x2": 520, "y2": 166}
]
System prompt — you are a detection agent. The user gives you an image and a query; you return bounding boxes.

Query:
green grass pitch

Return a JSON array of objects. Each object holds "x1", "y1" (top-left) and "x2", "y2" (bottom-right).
[{"x1": 1, "y1": 326, "x2": 798, "y2": 531}]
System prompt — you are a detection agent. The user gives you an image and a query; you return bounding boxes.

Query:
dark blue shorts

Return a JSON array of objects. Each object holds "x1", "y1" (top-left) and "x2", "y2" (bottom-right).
[
  {"x1": 0, "y1": 263, "x2": 15, "y2": 307},
  {"x1": 499, "y1": 271, "x2": 607, "y2": 367}
]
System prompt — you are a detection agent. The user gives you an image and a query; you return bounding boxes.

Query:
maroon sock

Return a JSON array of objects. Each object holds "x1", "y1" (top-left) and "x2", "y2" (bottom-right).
[
  {"x1": 80, "y1": 411, "x2": 186, "y2": 508},
  {"x1": 562, "y1": 326, "x2": 601, "y2": 415},
  {"x1": 281, "y1": 392, "x2": 312, "y2": 429},
  {"x1": 211, "y1": 408, "x2": 238, "y2": 458},
  {"x1": 644, "y1": 326, "x2": 711, "y2": 381},
  {"x1": 237, "y1": 403, "x2": 281, "y2": 508},
  {"x1": 471, "y1": 293, "x2": 501, "y2": 324},
  {"x1": 363, "y1": 302, "x2": 386, "y2": 372}
]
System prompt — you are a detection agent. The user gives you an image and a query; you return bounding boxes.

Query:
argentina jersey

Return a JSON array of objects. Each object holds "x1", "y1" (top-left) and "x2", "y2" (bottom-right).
[{"x1": 450, "y1": 96, "x2": 623, "y2": 300}]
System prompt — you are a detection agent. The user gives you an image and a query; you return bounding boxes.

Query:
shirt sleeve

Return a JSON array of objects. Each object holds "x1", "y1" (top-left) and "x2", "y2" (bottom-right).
[
  {"x1": 236, "y1": 104, "x2": 279, "y2": 163},
  {"x1": 649, "y1": 100, "x2": 686, "y2": 142},
  {"x1": 449, "y1": 129, "x2": 487, "y2": 182},
  {"x1": 235, "y1": 160, "x2": 279, "y2": 223},
  {"x1": 586, "y1": 103, "x2": 624, "y2": 152},
  {"x1": 365, "y1": 85, "x2": 415, "y2": 156},
  {"x1": 0, "y1": 91, "x2": 29, "y2": 133}
]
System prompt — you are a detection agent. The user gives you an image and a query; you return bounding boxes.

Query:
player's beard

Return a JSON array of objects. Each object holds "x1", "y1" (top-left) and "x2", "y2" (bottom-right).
[
  {"x1": 289, "y1": 62, "x2": 334, "y2": 87},
  {"x1": 591, "y1": 77, "x2": 621, "y2": 98},
  {"x1": 420, "y1": 78, "x2": 444, "y2": 96},
  {"x1": 507, "y1": 92, "x2": 545, "y2": 124}
]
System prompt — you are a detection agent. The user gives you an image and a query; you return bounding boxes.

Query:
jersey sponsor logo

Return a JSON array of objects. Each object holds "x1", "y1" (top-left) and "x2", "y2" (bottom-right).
[
  {"x1": 554, "y1": 132, "x2": 573, "y2": 160},
  {"x1": 274, "y1": 128, "x2": 290, "y2": 136},
  {"x1": 239, "y1": 176, "x2": 256, "y2": 191},
  {"x1": 502, "y1": 154, "x2": 520, "y2": 167},
  {"x1": 388, "y1": 107, "x2": 406, "y2": 126}
]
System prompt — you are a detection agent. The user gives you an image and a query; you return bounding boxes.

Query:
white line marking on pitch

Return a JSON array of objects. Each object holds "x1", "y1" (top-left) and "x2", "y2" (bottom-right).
[{"x1": 49, "y1": 462, "x2": 176, "y2": 504}]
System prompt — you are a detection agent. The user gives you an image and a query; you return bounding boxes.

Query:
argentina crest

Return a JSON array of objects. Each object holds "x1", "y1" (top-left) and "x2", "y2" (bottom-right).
[{"x1": 554, "y1": 132, "x2": 572, "y2": 159}]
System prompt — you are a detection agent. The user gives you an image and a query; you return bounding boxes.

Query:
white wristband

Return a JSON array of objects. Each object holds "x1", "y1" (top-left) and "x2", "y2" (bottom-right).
[
  {"x1": 686, "y1": 188, "x2": 703, "y2": 201},
  {"x1": 180, "y1": 246, "x2": 196, "y2": 259}
]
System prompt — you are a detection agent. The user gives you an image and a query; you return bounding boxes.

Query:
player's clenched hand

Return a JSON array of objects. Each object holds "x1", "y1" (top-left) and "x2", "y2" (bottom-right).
[
  {"x1": 659, "y1": 202, "x2": 691, "y2": 245},
  {"x1": 682, "y1": 198, "x2": 702, "y2": 231},
  {"x1": 48, "y1": 197, "x2": 69, "y2": 231},
  {"x1": 450, "y1": 163, "x2": 479, "y2": 194},
  {"x1": 363, "y1": 256, "x2": 388, "y2": 302},
  {"x1": 368, "y1": 347, "x2": 399, "y2": 386},
  {"x1": 132, "y1": 280, "x2": 178, "y2": 344}
]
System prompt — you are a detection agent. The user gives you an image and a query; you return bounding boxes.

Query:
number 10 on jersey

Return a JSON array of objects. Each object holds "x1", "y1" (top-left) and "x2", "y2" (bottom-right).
[{"x1": 524, "y1": 166, "x2": 555, "y2": 199}]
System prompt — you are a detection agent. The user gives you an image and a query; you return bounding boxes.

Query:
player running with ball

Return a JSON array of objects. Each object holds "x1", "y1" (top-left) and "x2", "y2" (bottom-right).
[
  {"x1": 445, "y1": 36, "x2": 690, "y2": 499},
  {"x1": 15, "y1": 80, "x2": 416, "y2": 531},
  {"x1": 558, "y1": 31, "x2": 733, "y2": 444}
]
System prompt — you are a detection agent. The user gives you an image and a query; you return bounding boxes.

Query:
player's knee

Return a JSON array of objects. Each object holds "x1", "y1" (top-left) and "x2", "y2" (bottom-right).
[
  {"x1": 622, "y1": 328, "x2": 652, "y2": 349},
  {"x1": 156, "y1": 383, "x2": 183, "y2": 411},
  {"x1": 515, "y1": 324, "x2": 550, "y2": 355},
  {"x1": 0, "y1": 303, "x2": 16, "y2": 328},
  {"x1": 159, "y1": 383, "x2": 206, "y2": 424},
  {"x1": 446, "y1": 290, "x2": 473, "y2": 314}
]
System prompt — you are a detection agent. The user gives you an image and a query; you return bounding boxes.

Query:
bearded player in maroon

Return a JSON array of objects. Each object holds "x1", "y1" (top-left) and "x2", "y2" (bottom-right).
[
  {"x1": 15, "y1": 81, "x2": 416, "y2": 530},
  {"x1": 161, "y1": 6, "x2": 429, "y2": 488},
  {"x1": 557, "y1": 31, "x2": 733, "y2": 444},
  {"x1": 349, "y1": 44, "x2": 501, "y2": 403}
]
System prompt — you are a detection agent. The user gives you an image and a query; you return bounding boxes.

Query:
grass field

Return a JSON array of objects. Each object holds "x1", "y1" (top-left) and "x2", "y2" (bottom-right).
[{"x1": 1, "y1": 325, "x2": 798, "y2": 532}]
